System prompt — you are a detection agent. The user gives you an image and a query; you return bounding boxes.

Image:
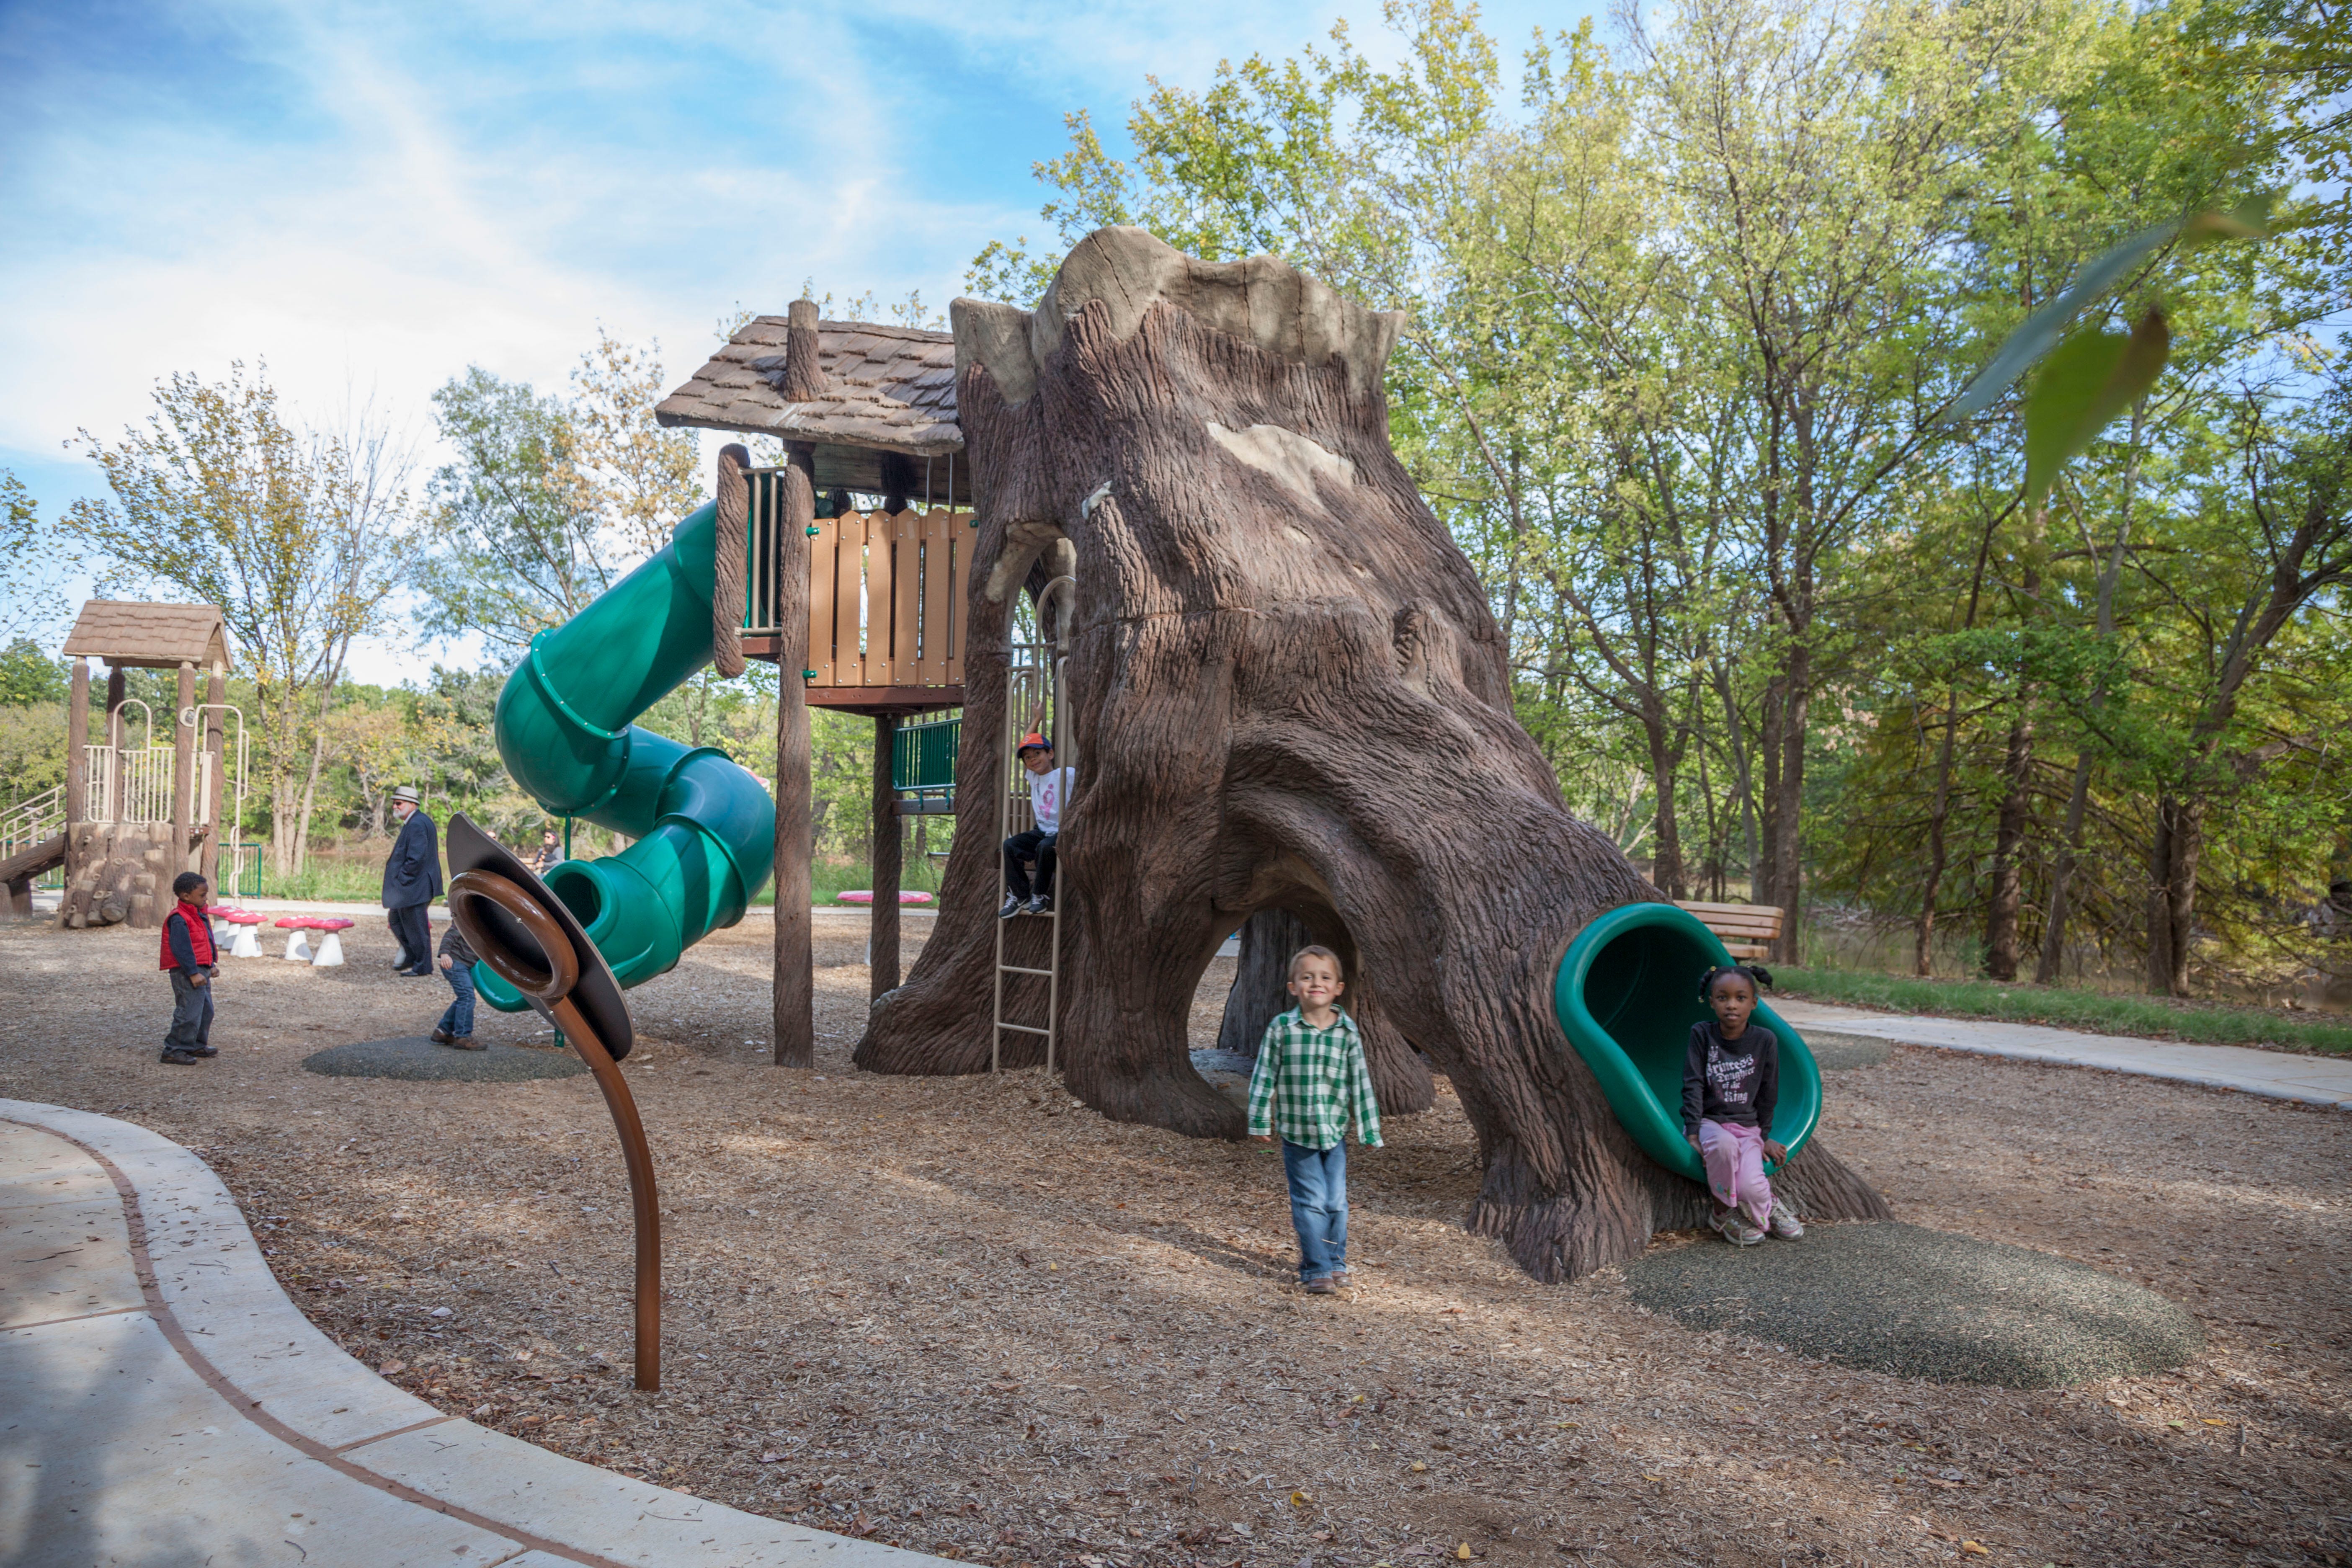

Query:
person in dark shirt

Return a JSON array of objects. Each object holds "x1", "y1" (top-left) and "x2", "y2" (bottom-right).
[
  {"x1": 1682, "y1": 962, "x2": 1803, "y2": 1246},
  {"x1": 431, "y1": 920, "x2": 485, "y2": 1050},
  {"x1": 159, "y1": 872, "x2": 219, "y2": 1065}
]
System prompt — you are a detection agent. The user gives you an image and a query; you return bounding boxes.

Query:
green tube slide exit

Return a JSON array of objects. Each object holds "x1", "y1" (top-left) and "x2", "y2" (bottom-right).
[
  {"x1": 1553, "y1": 902, "x2": 1820, "y2": 1182},
  {"x1": 474, "y1": 500, "x2": 775, "y2": 1014}
]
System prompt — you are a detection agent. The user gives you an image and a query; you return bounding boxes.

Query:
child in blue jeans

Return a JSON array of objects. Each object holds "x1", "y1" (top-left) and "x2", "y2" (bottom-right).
[
  {"x1": 431, "y1": 921, "x2": 483, "y2": 1050},
  {"x1": 1246, "y1": 945, "x2": 1382, "y2": 1295}
]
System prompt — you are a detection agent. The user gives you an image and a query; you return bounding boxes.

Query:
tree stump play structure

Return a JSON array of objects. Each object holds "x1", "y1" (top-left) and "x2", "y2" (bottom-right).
[
  {"x1": 28, "y1": 602, "x2": 235, "y2": 928},
  {"x1": 848, "y1": 228, "x2": 1887, "y2": 1281}
]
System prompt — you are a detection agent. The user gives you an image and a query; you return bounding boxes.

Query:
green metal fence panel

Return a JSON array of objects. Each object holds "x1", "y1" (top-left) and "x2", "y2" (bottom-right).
[{"x1": 892, "y1": 715, "x2": 960, "y2": 792}]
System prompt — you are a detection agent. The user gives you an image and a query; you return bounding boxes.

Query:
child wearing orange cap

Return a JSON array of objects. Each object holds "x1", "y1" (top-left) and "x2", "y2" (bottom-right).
[{"x1": 1000, "y1": 731, "x2": 1074, "y2": 918}]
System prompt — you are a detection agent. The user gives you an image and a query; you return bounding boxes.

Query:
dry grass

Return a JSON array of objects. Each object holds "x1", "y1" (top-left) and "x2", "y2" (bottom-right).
[{"x1": 2, "y1": 910, "x2": 2348, "y2": 1568}]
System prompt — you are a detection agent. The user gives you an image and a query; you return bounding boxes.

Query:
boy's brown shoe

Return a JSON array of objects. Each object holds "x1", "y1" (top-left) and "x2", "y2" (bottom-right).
[
  {"x1": 1302, "y1": 1276, "x2": 1339, "y2": 1295},
  {"x1": 431, "y1": 1028, "x2": 454, "y2": 1044},
  {"x1": 452, "y1": 1036, "x2": 484, "y2": 1051},
  {"x1": 159, "y1": 1049, "x2": 201, "y2": 1065}
]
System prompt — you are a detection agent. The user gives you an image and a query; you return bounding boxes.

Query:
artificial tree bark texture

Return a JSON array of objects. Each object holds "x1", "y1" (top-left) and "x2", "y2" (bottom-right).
[{"x1": 855, "y1": 227, "x2": 1885, "y2": 1281}]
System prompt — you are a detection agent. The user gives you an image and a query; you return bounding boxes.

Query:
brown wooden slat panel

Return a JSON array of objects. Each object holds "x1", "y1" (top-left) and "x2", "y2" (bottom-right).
[
  {"x1": 845, "y1": 512, "x2": 872, "y2": 686},
  {"x1": 916, "y1": 509, "x2": 950, "y2": 686},
  {"x1": 892, "y1": 510, "x2": 922, "y2": 688},
  {"x1": 944, "y1": 513, "x2": 968, "y2": 685},
  {"x1": 1695, "y1": 915, "x2": 1784, "y2": 934},
  {"x1": 1676, "y1": 900, "x2": 1785, "y2": 918},
  {"x1": 807, "y1": 514, "x2": 840, "y2": 684},
  {"x1": 862, "y1": 510, "x2": 896, "y2": 686},
  {"x1": 1721, "y1": 942, "x2": 1772, "y2": 959}
]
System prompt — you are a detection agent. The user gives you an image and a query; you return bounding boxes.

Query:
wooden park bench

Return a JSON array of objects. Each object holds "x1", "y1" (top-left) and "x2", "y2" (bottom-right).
[{"x1": 1673, "y1": 900, "x2": 1784, "y2": 962}]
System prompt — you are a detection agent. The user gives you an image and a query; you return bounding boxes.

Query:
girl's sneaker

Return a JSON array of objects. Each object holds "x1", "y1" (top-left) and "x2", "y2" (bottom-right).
[
  {"x1": 1711, "y1": 1207, "x2": 1764, "y2": 1247},
  {"x1": 1766, "y1": 1200, "x2": 1805, "y2": 1240}
]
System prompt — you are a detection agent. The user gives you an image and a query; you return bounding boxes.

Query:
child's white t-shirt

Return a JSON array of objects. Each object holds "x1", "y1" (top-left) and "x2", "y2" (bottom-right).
[{"x1": 1030, "y1": 766, "x2": 1075, "y2": 832}]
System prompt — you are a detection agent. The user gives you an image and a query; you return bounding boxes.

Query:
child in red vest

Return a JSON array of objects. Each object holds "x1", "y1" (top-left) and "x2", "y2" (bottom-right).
[{"x1": 160, "y1": 872, "x2": 219, "y2": 1065}]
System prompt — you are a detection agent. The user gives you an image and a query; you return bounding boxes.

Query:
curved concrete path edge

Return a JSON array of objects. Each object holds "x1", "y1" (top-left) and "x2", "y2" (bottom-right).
[
  {"x1": 0, "y1": 1098, "x2": 934, "y2": 1568},
  {"x1": 1774, "y1": 1000, "x2": 2352, "y2": 1110}
]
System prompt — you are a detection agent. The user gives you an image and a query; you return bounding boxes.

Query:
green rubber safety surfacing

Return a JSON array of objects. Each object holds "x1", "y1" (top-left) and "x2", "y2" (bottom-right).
[
  {"x1": 1626, "y1": 1222, "x2": 2203, "y2": 1387},
  {"x1": 302, "y1": 1037, "x2": 588, "y2": 1083}
]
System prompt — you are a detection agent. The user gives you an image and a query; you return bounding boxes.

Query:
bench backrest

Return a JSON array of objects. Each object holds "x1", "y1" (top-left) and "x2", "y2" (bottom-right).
[{"x1": 1672, "y1": 900, "x2": 1784, "y2": 959}]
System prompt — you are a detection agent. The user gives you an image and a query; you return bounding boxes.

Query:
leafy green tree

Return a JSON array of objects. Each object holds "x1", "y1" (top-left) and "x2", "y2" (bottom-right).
[
  {"x1": 0, "y1": 471, "x2": 70, "y2": 649},
  {"x1": 420, "y1": 369, "x2": 613, "y2": 655},
  {"x1": 67, "y1": 365, "x2": 418, "y2": 875},
  {"x1": 0, "y1": 639, "x2": 69, "y2": 707}
]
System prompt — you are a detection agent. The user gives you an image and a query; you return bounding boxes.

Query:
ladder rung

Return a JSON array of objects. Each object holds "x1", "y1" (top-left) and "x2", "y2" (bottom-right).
[
  {"x1": 995, "y1": 1022, "x2": 1051, "y2": 1037},
  {"x1": 999, "y1": 965, "x2": 1054, "y2": 977}
]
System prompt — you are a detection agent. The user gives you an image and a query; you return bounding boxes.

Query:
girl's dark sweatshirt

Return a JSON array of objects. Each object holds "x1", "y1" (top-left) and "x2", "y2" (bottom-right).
[{"x1": 1681, "y1": 1020, "x2": 1779, "y2": 1139}]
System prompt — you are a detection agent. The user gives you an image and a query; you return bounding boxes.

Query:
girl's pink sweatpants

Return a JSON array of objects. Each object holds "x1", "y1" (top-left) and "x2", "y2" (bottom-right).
[{"x1": 1698, "y1": 1119, "x2": 1773, "y2": 1228}]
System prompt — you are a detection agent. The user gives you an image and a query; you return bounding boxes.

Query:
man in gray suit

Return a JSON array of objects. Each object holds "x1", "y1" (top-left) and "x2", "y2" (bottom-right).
[{"x1": 382, "y1": 786, "x2": 442, "y2": 976}]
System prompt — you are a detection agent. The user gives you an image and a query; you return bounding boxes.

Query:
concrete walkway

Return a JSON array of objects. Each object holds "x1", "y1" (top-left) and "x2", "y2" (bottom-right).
[
  {"x1": 1775, "y1": 999, "x2": 2352, "y2": 1110},
  {"x1": 0, "y1": 1099, "x2": 928, "y2": 1568}
]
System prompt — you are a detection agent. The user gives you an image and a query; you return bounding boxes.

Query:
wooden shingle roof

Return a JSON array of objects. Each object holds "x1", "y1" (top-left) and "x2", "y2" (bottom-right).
[
  {"x1": 657, "y1": 319, "x2": 970, "y2": 503},
  {"x1": 60, "y1": 601, "x2": 231, "y2": 671}
]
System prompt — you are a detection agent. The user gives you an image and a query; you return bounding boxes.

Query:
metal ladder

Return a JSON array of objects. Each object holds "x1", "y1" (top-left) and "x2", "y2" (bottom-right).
[{"x1": 992, "y1": 577, "x2": 1075, "y2": 1074}]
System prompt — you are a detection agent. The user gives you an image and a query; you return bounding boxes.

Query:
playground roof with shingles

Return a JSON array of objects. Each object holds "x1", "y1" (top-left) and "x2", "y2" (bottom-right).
[
  {"x1": 60, "y1": 601, "x2": 231, "y2": 671},
  {"x1": 656, "y1": 319, "x2": 971, "y2": 504}
]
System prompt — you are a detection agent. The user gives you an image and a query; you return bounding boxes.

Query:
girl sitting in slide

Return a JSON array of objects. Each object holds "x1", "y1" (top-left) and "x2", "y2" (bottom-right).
[{"x1": 1684, "y1": 963, "x2": 1804, "y2": 1246}]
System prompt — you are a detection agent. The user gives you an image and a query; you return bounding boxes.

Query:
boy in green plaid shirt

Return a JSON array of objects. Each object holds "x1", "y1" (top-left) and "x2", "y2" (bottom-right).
[{"x1": 1246, "y1": 945, "x2": 1382, "y2": 1295}]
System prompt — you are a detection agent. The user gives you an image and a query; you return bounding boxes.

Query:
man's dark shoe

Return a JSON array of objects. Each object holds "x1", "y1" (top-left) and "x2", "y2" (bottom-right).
[
  {"x1": 1302, "y1": 1276, "x2": 1338, "y2": 1295},
  {"x1": 402, "y1": 966, "x2": 434, "y2": 977},
  {"x1": 452, "y1": 1036, "x2": 484, "y2": 1051},
  {"x1": 159, "y1": 1049, "x2": 201, "y2": 1065},
  {"x1": 1026, "y1": 894, "x2": 1053, "y2": 916},
  {"x1": 431, "y1": 1027, "x2": 454, "y2": 1044},
  {"x1": 998, "y1": 894, "x2": 1024, "y2": 919},
  {"x1": 188, "y1": 1045, "x2": 218, "y2": 1058}
]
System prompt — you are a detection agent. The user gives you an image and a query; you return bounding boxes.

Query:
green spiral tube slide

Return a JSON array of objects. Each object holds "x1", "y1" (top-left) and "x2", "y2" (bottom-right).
[{"x1": 473, "y1": 500, "x2": 776, "y2": 1014}]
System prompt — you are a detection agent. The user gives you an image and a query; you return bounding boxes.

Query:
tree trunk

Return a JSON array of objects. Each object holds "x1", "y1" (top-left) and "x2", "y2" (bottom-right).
[
  {"x1": 2034, "y1": 754, "x2": 2091, "y2": 985},
  {"x1": 1643, "y1": 707, "x2": 1686, "y2": 900},
  {"x1": 2148, "y1": 794, "x2": 2200, "y2": 997},
  {"x1": 1914, "y1": 690, "x2": 1960, "y2": 976},
  {"x1": 293, "y1": 729, "x2": 328, "y2": 877},
  {"x1": 1215, "y1": 908, "x2": 1310, "y2": 1057},
  {"x1": 855, "y1": 228, "x2": 1881, "y2": 1281},
  {"x1": 1767, "y1": 650, "x2": 1809, "y2": 962},
  {"x1": 1981, "y1": 712, "x2": 2033, "y2": 981}
]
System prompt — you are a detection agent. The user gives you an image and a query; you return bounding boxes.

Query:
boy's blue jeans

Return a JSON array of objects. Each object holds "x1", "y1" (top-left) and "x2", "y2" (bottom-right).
[
  {"x1": 437, "y1": 963, "x2": 477, "y2": 1038},
  {"x1": 1281, "y1": 1139, "x2": 1349, "y2": 1282}
]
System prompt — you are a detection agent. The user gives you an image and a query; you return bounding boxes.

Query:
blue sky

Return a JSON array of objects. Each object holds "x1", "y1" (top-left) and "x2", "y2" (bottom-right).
[{"x1": 2, "y1": 0, "x2": 1593, "y2": 680}]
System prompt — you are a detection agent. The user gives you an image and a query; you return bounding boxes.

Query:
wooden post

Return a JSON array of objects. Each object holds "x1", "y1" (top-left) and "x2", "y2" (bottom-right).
[
  {"x1": 201, "y1": 665, "x2": 225, "y2": 888},
  {"x1": 871, "y1": 713, "x2": 900, "y2": 998},
  {"x1": 772, "y1": 439, "x2": 817, "y2": 1068},
  {"x1": 66, "y1": 659, "x2": 88, "y2": 826},
  {"x1": 779, "y1": 299, "x2": 828, "y2": 402},
  {"x1": 103, "y1": 664, "x2": 125, "y2": 822},
  {"x1": 172, "y1": 662, "x2": 195, "y2": 876}
]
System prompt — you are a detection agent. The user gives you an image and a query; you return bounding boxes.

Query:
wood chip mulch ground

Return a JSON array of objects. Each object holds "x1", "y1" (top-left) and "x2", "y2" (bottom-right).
[{"x1": 3, "y1": 910, "x2": 2347, "y2": 1568}]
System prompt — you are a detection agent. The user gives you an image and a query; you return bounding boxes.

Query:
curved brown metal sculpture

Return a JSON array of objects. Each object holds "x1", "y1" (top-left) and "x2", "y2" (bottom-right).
[{"x1": 444, "y1": 814, "x2": 662, "y2": 1391}]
